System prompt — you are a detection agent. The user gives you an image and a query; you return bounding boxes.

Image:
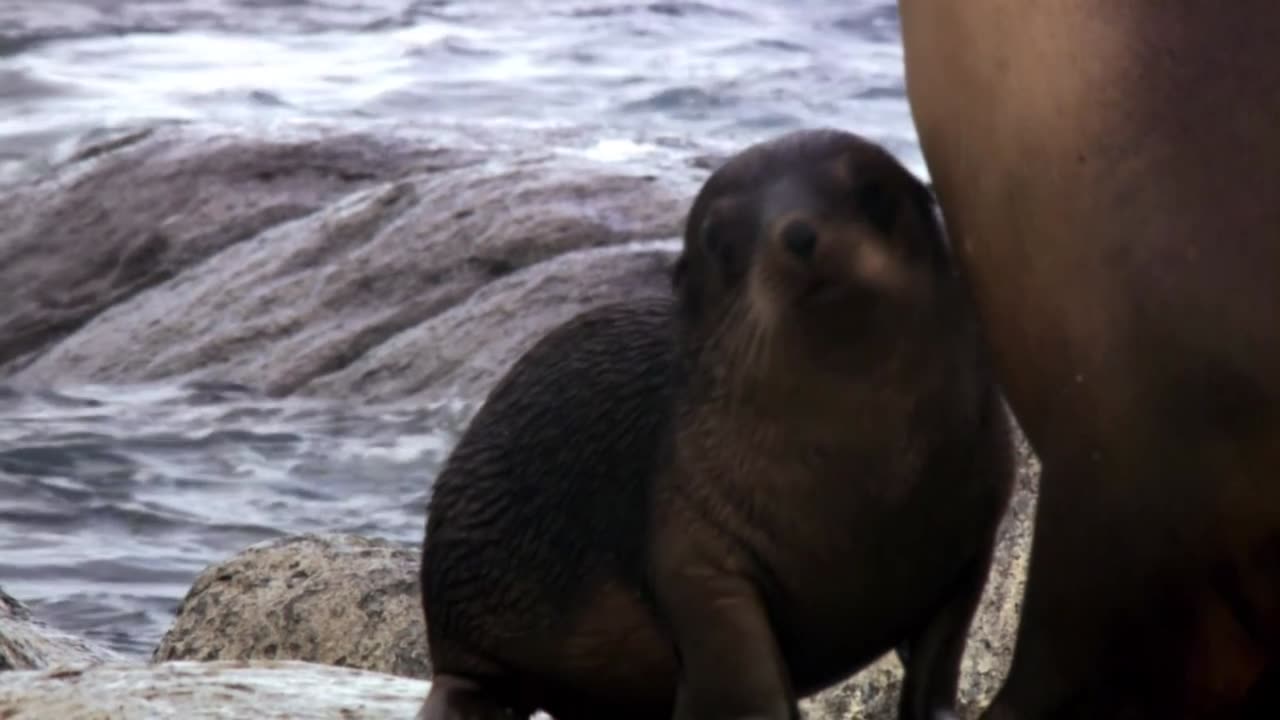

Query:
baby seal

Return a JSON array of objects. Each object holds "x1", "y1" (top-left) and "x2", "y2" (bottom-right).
[{"x1": 418, "y1": 128, "x2": 1014, "y2": 720}]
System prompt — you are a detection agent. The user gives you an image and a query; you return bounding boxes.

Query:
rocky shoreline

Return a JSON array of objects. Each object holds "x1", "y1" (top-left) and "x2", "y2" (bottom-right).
[
  {"x1": 0, "y1": 120, "x2": 1039, "y2": 718},
  {"x1": 0, "y1": 120, "x2": 705, "y2": 403}
]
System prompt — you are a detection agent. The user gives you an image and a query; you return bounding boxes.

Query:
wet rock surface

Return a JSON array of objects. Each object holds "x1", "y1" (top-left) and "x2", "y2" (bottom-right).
[
  {"x1": 306, "y1": 238, "x2": 680, "y2": 405},
  {"x1": 0, "y1": 659, "x2": 431, "y2": 720},
  {"x1": 153, "y1": 533, "x2": 430, "y2": 680},
  {"x1": 1, "y1": 586, "x2": 122, "y2": 672},
  {"x1": 0, "y1": 123, "x2": 445, "y2": 373},
  {"x1": 0, "y1": 121, "x2": 696, "y2": 402}
]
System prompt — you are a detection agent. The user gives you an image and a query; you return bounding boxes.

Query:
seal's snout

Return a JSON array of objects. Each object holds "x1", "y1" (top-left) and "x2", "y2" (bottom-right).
[{"x1": 781, "y1": 219, "x2": 818, "y2": 260}]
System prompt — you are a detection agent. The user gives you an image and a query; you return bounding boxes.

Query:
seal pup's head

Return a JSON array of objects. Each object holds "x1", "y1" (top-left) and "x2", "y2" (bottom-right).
[{"x1": 673, "y1": 128, "x2": 954, "y2": 384}]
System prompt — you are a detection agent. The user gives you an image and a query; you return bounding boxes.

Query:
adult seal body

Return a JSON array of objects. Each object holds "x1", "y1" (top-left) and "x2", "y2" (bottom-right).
[
  {"x1": 418, "y1": 128, "x2": 1014, "y2": 720},
  {"x1": 897, "y1": 3, "x2": 1280, "y2": 717}
]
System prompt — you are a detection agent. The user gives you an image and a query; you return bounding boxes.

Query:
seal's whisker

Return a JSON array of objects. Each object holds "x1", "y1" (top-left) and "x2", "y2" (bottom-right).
[
  {"x1": 723, "y1": 297, "x2": 754, "y2": 414},
  {"x1": 753, "y1": 272, "x2": 782, "y2": 379}
]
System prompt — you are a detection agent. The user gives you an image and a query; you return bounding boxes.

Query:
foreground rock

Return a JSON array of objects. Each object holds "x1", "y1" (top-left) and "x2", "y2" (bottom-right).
[
  {"x1": 0, "y1": 659, "x2": 431, "y2": 719},
  {"x1": 156, "y1": 430, "x2": 1038, "y2": 719},
  {"x1": 0, "y1": 121, "x2": 702, "y2": 403},
  {"x1": 153, "y1": 534, "x2": 429, "y2": 680},
  {"x1": 1, "y1": 587, "x2": 122, "y2": 672}
]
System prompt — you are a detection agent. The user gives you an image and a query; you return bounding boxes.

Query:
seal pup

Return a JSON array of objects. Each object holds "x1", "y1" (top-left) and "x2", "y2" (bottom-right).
[
  {"x1": 418, "y1": 127, "x2": 1015, "y2": 720},
  {"x1": 897, "y1": 2, "x2": 1280, "y2": 717}
]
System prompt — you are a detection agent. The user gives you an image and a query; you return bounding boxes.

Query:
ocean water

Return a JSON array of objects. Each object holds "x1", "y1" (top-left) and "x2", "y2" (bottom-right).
[{"x1": 0, "y1": 0, "x2": 921, "y2": 658}]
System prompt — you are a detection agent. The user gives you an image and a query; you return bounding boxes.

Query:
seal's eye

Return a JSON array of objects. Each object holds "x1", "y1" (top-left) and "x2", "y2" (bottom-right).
[
  {"x1": 856, "y1": 180, "x2": 898, "y2": 235},
  {"x1": 780, "y1": 220, "x2": 818, "y2": 260}
]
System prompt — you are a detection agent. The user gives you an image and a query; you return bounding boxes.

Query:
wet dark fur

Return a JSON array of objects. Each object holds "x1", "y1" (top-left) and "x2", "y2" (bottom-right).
[
  {"x1": 419, "y1": 128, "x2": 1015, "y2": 720},
  {"x1": 421, "y1": 299, "x2": 681, "y2": 719}
]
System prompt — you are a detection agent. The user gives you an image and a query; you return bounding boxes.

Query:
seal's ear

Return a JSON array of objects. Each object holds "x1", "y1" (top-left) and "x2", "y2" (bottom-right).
[
  {"x1": 671, "y1": 254, "x2": 687, "y2": 291},
  {"x1": 672, "y1": 251, "x2": 705, "y2": 321}
]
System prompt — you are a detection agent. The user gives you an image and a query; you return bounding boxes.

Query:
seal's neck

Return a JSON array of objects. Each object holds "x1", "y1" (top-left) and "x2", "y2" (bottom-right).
[{"x1": 676, "y1": 284, "x2": 977, "y2": 423}]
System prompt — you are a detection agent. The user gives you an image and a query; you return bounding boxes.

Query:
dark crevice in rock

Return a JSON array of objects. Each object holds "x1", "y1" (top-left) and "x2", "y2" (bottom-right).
[{"x1": 67, "y1": 127, "x2": 158, "y2": 164}]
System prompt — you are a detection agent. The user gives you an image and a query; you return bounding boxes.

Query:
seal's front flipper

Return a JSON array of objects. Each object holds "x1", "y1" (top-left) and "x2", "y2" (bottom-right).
[
  {"x1": 895, "y1": 554, "x2": 987, "y2": 720},
  {"x1": 667, "y1": 587, "x2": 799, "y2": 720},
  {"x1": 418, "y1": 674, "x2": 524, "y2": 720},
  {"x1": 896, "y1": 639, "x2": 912, "y2": 666},
  {"x1": 654, "y1": 548, "x2": 797, "y2": 720}
]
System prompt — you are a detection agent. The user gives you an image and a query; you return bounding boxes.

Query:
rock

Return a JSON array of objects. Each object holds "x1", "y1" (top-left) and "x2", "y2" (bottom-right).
[
  {"x1": 1, "y1": 121, "x2": 700, "y2": 402},
  {"x1": 0, "y1": 659, "x2": 430, "y2": 720},
  {"x1": 1, "y1": 587, "x2": 123, "y2": 672},
  {"x1": 152, "y1": 534, "x2": 429, "y2": 680},
  {"x1": 0, "y1": 122, "x2": 450, "y2": 374},
  {"x1": 305, "y1": 238, "x2": 680, "y2": 405}
]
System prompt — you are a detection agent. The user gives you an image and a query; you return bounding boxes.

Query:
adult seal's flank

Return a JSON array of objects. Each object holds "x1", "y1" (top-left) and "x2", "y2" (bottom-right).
[
  {"x1": 899, "y1": 2, "x2": 1280, "y2": 717},
  {"x1": 418, "y1": 128, "x2": 1015, "y2": 720}
]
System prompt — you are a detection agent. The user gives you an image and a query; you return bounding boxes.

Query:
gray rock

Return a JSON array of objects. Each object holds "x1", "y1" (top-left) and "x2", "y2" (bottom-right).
[
  {"x1": 0, "y1": 659, "x2": 431, "y2": 720},
  {"x1": 306, "y1": 238, "x2": 680, "y2": 405},
  {"x1": 1, "y1": 121, "x2": 698, "y2": 403},
  {"x1": 1, "y1": 587, "x2": 123, "y2": 672},
  {"x1": 0, "y1": 123, "x2": 452, "y2": 375},
  {"x1": 152, "y1": 534, "x2": 429, "y2": 680}
]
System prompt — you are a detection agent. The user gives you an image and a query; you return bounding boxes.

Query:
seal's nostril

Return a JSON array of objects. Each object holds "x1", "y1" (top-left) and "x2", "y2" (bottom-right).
[{"x1": 782, "y1": 221, "x2": 818, "y2": 260}]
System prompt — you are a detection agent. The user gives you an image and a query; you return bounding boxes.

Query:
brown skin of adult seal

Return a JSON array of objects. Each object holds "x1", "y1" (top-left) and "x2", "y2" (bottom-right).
[
  {"x1": 417, "y1": 128, "x2": 1015, "y2": 720},
  {"x1": 897, "y1": 2, "x2": 1280, "y2": 718}
]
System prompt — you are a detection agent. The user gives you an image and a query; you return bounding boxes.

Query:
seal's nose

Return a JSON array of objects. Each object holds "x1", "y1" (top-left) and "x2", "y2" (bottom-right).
[{"x1": 781, "y1": 220, "x2": 818, "y2": 260}]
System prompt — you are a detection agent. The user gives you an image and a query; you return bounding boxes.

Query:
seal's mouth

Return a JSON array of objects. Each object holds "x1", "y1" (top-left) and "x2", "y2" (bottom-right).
[{"x1": 797, "y1": 276, "x2": 851, "y2": 305}]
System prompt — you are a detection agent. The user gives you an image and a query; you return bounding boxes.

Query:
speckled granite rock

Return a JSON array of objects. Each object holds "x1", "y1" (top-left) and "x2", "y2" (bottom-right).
[
  {"x1": 0, "y1": 659, "x2": 430, "y2": 719},
  {"x1": 152, "y1": 534, "x2": 429, "y2": 680},
  {"x1": 1, "y1": 586, "x2": 123, "y2": 672}
]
